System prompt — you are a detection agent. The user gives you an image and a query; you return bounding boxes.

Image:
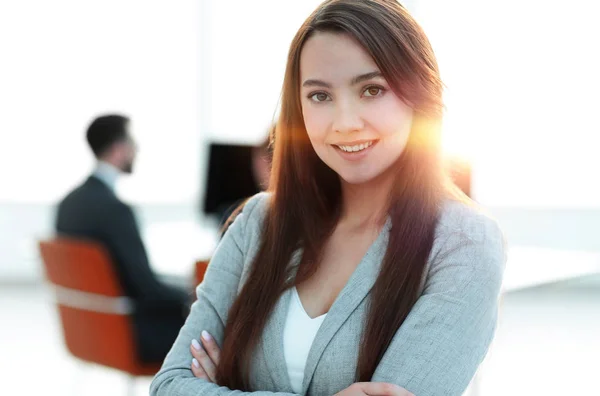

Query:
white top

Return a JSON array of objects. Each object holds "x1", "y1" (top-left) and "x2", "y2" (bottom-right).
[{"x1": 282, "y1": 287, "x2": 327, "y2": 393}]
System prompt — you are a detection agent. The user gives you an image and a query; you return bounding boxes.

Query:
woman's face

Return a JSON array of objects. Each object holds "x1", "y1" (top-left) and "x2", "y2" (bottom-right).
[{"x1": 300, "y1": 32, "x2": 414, "y2": 185}]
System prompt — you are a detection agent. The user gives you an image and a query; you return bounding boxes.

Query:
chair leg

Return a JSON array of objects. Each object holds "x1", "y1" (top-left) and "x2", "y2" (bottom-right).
[{"x1": 126, "y1": 375, "x2": 136, "y2": 396}]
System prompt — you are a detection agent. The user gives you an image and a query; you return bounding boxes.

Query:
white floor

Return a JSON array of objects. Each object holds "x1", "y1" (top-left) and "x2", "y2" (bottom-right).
[
  {"x1": 474, "y1": 276, "x2": 600, "y2": 396},
  {"x1": 0, "y1": 284, "x2": 153, "y2": 396},
  {"x1": 1, "y1": 277, "x2": 599, "y2": 396}
]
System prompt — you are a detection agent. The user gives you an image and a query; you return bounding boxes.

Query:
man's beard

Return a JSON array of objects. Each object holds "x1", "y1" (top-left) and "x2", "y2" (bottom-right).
[{"x1": 121, "y1": 161, "x2": 134, "y2": 174}]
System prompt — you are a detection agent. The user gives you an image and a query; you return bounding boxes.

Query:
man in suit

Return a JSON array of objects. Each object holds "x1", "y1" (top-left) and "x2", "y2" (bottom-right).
[{"x1": 55, "y1": 114, "x2": 189, "y2": 364}]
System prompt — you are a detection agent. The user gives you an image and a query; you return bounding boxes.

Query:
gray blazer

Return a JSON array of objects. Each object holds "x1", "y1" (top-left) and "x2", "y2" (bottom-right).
[{"x1": 151, "y1": 192, "x2": 506, "y2": 396}]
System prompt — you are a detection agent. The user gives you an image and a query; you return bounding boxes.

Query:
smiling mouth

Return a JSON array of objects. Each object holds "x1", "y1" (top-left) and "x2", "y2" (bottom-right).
[{"x1": 334, "y1": 140, "x2": 377, "y2": 153}]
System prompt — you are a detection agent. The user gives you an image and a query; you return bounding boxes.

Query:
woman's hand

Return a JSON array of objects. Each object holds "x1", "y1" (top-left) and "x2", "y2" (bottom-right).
[
  {"x1": 335, "y1": 382, "x2": 414, "y2": 396},
  {"x1": 189, "y1": 330, "x2": 221, "y2": 382}
]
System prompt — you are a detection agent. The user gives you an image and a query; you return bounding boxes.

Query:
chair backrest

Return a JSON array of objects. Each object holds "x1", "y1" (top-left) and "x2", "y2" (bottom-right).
[
  {"x1": 38, "y1": 238, "x2": 159, "y2": 375},
  {"x1": 40, "y1": 238, "x2": 123, "y2": 296}
]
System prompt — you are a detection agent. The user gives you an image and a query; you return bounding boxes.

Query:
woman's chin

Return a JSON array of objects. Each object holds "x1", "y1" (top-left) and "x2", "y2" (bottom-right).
[
  {"x1": 337, "y1": 171, "x2": 379, "y2": 186},
  {"x1": 334, "y1": 163, "x2": 398, "y2": 188}
]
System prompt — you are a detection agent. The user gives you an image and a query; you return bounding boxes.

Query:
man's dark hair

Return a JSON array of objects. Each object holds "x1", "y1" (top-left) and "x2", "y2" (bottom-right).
[{"x1": 86, "y1": 114, "x2": 130, "y2": 158}]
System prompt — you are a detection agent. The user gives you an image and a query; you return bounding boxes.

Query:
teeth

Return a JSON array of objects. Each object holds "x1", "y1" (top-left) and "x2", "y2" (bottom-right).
[{"x1": 337, "y1": 141, "x2": 374, "y2": 153}]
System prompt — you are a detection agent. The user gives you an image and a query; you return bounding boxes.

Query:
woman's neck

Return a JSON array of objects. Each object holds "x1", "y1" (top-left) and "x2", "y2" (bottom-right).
[{"x1": 338, "y1": 172, "x2": 395, "y2": 231}]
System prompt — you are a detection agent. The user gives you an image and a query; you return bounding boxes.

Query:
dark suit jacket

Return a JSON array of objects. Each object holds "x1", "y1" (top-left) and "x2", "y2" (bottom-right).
[{"x1": 55, "y1": 176, "x2": 189, "y2": 362}]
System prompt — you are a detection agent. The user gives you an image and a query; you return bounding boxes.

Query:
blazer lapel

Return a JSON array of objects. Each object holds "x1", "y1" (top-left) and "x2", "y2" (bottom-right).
[
  {"x1": 260, "y1": 249, "x2": 302, "y2": 391},
  {"x1": 301, "y1": 219, "x2": 392, "y2": 393},
  {"x1": 261, "y1": 289, "x2": 295, "y2": 390}
]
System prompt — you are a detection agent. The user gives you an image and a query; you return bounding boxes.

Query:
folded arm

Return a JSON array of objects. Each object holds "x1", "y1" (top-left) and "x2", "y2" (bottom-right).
[
  {"x1": 371, "y1": 215, "x2": 506, "y2": 396},
  {"x1": 150, "y1": 194, "x2": 300, "y2": 396}
]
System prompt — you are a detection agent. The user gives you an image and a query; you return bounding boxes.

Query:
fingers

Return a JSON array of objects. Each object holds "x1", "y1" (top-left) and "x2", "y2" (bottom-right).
[
  {"x1": 190, "y1": 356, "x2": 209, "y2": 379},
  {"x1": 200, "y1": 330, "x2": 221, "y2": 366},
  {"x1": 357, "y1": 382, "x2": 413, "y2": 396},
  {"x1": 334, "y1": 383, "x2": 369, "y2": 395},
  {"x1": 190, "y1": 339, "x2": 217, "y2": 383}
]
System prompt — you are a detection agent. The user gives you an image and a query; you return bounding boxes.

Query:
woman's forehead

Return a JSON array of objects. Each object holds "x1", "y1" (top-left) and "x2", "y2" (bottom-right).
[{"x1": 299, "y1": 31, "x2": 381, "y2": 86}]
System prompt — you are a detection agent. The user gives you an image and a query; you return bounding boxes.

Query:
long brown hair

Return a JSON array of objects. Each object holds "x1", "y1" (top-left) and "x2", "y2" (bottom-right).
[{"x1": 218, "y1": 0, "x2": 460, "y2": 387}]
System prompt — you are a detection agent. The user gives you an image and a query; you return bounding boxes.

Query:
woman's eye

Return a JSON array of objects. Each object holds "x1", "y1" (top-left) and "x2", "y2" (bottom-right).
[
  {"x1": 310, "y1": 92, "x2": 330, "y2": 102},
  {"x1": 363, "y1": 86, "x2": 384, "y2": 97}
]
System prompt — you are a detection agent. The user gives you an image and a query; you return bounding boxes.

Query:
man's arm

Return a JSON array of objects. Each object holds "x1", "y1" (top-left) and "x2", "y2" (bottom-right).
[{"x1": 103, "y1": 202, "x2": 188, "y2": 306}]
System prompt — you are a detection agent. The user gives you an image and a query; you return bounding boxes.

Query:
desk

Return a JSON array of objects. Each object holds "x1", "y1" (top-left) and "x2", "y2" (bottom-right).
[
  {"x1": 502, "y1": 246, "x2": 600, "y2": 291},
  {"x1": 144, "y1": 221, "x2": 220, "y2": 279},
  {"x1": 471, "y1": 247, "x2": 600, "y2": 396}
]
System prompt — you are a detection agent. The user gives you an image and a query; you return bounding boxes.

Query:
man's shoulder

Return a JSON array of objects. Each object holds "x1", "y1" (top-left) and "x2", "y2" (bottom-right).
[
  {"x1": 57, "y1": 177, "x2": 128, "y2": 226},
  {"x1": 60, "y1": 177, "x2": 117, "y2": 203}
]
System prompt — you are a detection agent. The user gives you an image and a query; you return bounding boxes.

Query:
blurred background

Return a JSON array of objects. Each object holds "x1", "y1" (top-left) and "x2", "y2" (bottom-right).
[{"x1": 1, "y1": 0, "x2": 599, "y2": 395}]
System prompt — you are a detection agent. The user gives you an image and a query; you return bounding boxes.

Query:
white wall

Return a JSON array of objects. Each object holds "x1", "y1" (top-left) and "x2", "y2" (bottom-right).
[
  {"x1": 0, "y1": 0, "x2": 201, "y2": 205},
  {"x1": 418, "y1": 0, "x2": 600, "y2": 208},
  {"x1": 204, "y1": 0, "x2": 322, "y2": 145}
]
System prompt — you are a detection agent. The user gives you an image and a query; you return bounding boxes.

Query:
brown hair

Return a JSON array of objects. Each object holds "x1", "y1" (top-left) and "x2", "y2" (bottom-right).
[{"x1": 217, "y1": 0, "x2": 463, "y2": 387}]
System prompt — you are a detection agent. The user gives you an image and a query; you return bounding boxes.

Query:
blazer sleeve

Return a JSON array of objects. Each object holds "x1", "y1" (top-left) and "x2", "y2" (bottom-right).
[
  {"x1": 104, "y1": 202, "x2": 188, "y2": 306},
  {"x1": 371, "y1": 213, "x2": 507, "y2": 396},
  {"x1": 150, "y1": 193, "x2": 299, "y2": 396}
]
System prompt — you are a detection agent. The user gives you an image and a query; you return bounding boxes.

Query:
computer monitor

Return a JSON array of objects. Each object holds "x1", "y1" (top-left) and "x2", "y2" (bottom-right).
[{"x1": 202, "y1": 142, "x2": 262, "y2": 222}]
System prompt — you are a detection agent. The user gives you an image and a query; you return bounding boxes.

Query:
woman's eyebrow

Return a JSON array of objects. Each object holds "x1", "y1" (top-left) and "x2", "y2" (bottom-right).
[
  {"x1": 350, "y1": 71, "x2": 383, "y2": 85},
  {"x1": 302, "y1": 71, "x2": 383, "y2": 88},
  {"x1": 302, "y1": 79, "x2": 331, "y2": 88}
]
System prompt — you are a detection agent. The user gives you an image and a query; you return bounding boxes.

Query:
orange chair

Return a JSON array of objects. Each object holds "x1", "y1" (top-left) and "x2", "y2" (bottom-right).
[
  {"x1": 194, "y1": 259, "x2": 209, "y2": 287},
  {"x1": 38, "y1": 238, "x2": 161, "y2": 393}
]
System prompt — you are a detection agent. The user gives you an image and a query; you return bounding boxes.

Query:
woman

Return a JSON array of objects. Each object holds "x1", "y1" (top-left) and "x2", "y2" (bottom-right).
[{"x1": 151, "y1": 1, "x2": 506, "y2": 395}]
